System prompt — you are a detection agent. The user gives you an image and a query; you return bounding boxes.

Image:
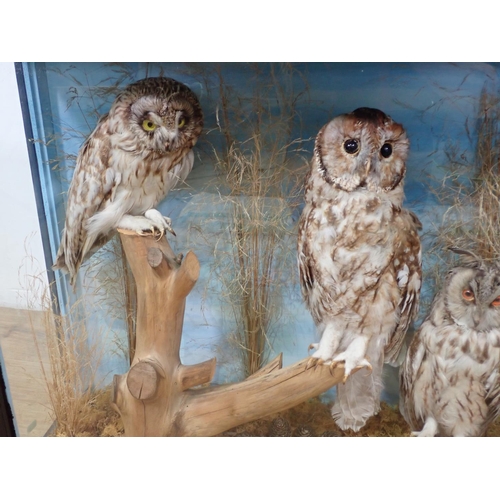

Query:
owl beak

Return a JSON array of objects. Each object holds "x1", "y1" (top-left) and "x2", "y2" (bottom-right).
[
  {"x1": 472, "y1": 308, "x2": 483, "y2": 328},
  {"x1": 163, "y1": 129, "x2": 178, "y2": 151},
  {"x1": 364, "y1": 158, "x2": 372, "y2": 177},
  {"x1": 357, "y1": 158, "x2": 371, "y2": 187}
]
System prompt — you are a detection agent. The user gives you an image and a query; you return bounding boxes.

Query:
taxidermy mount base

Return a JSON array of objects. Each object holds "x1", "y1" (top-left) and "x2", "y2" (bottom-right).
[{"x1": 111, "y1": 229, "x2": 352, "y2": 436}]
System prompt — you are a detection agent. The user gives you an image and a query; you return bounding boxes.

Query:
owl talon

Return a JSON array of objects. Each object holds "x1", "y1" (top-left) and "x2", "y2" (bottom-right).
[
  {"x1": 308, "y1": 343, "x2": 319, "y2": 353},
  {"x1": 363, "y1": 360, "x2": 373, "y2": 374},
  {"x1": 306, "y1": 357, "x2": 324, "y2": 370},
  {"x1": 343, "y1": 359, "x2": 373, "y2": 382},
  {"x1": 137, "y1": 228, "x2": 155, "y2": 237},
  {"x1": 306, "y1": 357, "x2": 316, "y2": 370},
  {"x1": 331, "y1": 350, "x2": 373, "y2": 382},
  {"x1": 144, "y1": 209, "x2": 176, "y2": 239},
  {"x1": 329, "y1": 360, "x2": 342, "y2": 377}
]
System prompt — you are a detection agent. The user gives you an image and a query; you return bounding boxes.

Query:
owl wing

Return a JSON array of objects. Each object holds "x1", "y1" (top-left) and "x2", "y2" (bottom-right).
[
  {"x1": 297, "y1": 210, "x2": 316, "y2": 304},
  {"x1": 399, "y1": 327, "x2": 427, "y2": 430},
  {"x1": 384, "y1": 209, "x2": 422, "y2": 365},
  {"x1": 53, "y1": 115, "x2": 116, "y2": 283},
  {"x1": 483, "y1": 366, "x2": 500, "y2": 434}
]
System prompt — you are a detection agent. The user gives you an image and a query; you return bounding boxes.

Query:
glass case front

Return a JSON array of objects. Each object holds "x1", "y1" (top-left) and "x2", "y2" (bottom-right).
[{"x1": 8, "y1": 62, "x2": 500, "y2": 436}]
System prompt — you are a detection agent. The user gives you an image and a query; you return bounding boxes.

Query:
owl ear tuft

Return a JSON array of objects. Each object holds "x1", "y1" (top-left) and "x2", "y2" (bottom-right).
[
  {"x1": 448, "y1": 246, "x2": 485, "y2": 269},
  {"x1": 448, "y1": 246, "x2": 478, "y2": 258}
]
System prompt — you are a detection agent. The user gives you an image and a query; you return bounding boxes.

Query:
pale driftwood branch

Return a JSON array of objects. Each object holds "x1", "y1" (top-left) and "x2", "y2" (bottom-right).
[
  {"x1": 147, "y1": 247, "x2": 164, "y2": 268},
  {"x1": 126, "y1": 360, "x2": 160, "y2": 400},
  {"x1": 111, "y1": 230, "x2": 349, "y2": 436},
  {"x1": 177, "y1": 358, "x2": 217, "y2": 391},
  {"x1": 246, "y1": 353, "x2": 283, "y2": 380},
  {"x1": 175, "y1": 360, "x2": 348, "y2": 436}
]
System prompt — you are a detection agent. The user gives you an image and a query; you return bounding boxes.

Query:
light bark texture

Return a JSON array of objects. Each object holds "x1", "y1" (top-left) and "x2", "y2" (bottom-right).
[{"x1": 111, "y1": 230, "x2": 348, "y2": 436}]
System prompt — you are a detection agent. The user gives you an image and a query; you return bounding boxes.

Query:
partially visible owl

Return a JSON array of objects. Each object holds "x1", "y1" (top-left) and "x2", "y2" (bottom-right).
[
  {"x1": 297, "y1": 107, "x2": 422, "y2": 432},
  {"x1": 53, "y1": 76, "x2": 203, "y2": 285},
  {"x1": 400, "y1": 249, "x2": 500, "y2": 437}
]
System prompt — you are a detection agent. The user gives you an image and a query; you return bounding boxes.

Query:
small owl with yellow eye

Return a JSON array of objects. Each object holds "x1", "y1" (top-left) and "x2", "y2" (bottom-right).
[{"x1": 53, "y1": 76, "x2": 203, "y2": 286}]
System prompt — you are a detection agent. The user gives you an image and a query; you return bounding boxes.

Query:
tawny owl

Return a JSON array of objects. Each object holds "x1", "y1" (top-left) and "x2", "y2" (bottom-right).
[
  {"x1": 53, "y1": 76, "x2": 203, "y2": 286},
  {"x1": 400, "y1": 249, "x2": 500, "y2": 437},
  {"x1": 297, "y1": 107, "x2": 422, "y2": 432}
]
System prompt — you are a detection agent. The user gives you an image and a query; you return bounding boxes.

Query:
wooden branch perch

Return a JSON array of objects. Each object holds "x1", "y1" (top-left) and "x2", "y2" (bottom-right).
[{"x1": 111, "y1": 230, "x2": 348, "y2": 436}]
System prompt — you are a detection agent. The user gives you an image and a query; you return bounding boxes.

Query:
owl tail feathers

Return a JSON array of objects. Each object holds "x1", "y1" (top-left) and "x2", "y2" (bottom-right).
[
  {"x1": 53, "y1": 227, "x2": 112, "y2": 290},
  {"x1": 331, "y1": 353, "x2": 384, "y2": 432},
  {"x1": 52, "y1": 252, "x2": 68, "y2": 274},
  {"x1": 52, "y1": 230, "x2": 79, "y2": 288},
  {"x1": 52, "y1": 250, "x2": 78, "y2": 288}
]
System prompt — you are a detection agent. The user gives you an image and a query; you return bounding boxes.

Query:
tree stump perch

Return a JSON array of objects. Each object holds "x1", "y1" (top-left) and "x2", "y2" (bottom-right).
[{"x1": 111, "y1": 230, "x2": 349, "y2": 436}]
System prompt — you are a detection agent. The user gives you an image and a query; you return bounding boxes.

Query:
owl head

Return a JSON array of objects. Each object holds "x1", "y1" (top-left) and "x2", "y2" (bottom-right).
[
  {"x1": 109, "y1": 76, "x2": 203, "y2": 155},
  {"x1": 444, "y1": 250, "x2": 500, "y2": 331},
  {"x1": 314, "y1": 107, "x2": 409, "y2": 194}
]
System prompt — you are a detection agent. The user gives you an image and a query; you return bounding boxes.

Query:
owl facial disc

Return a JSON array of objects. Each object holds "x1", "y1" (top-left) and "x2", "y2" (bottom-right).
[{"x1": 314, "y1": 107, "x2": 409, "y2": 193}]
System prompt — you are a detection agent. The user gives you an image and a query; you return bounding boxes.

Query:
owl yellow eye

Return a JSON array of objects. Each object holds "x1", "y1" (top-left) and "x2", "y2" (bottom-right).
[
  {"x1": 491, "y1": 297, "x2": 500, "y2": 307},
  {"x1": 462, "y1": 289, "x2": 475, "y2": 301},
  {"x1": 178, "y1": 117, "x2": 186, "y2": 129},
  {"x1": 142, "y1": 120, "x2": 157, "y2": 131}
]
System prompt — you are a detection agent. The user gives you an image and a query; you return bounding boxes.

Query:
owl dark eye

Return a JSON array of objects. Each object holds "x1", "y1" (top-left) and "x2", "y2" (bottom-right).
[
  {"x1": 462, "y1": 289, "x2": 475, "y2": 302},
  {"x1": 343, "y1": 139, "x2": 359, "y2": 154},
  {"x1": 491, "y1": 296, "x2": 500, "y2": 307},
  {"x1": 380, "y1": 143, "x2": 392, "y2": 158}
]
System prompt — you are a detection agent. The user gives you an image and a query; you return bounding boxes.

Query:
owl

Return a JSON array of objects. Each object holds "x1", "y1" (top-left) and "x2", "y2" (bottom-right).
[
  {"x1": 297, "y1": 107, "x2": 422, "y2": 432},
  {"x1": 53, "y1": 76, "x2": 203, "y2": 286},
  {"x1": 400, "y1": 249, "x2": 500, "y2": 437}
]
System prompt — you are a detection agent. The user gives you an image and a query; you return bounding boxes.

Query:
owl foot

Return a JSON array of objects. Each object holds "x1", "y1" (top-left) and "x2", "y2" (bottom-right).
[
  {"x1": 306, "y1": 356, "x2": 324, "y2": 370},
  {"x1": 144, "y1": 209, "x2": 176, "y2": 238},
  {"x1": 306, "y1": 344, "x2": 320, "y2": 369},
  {"x1": 117, "y1": 213, "x2": 176, "y2": 239},
  {"x1": 411, "y1": 417, "x2": 438, "y2": 437},
  {"x1": 306, "y1": 346, "x2": 343, "y2": 375},
  {"x1": 305, "y1": 356, "x2": 348, "y2": 378},
  {"x1": 331, "y1": 352, "x2": 372, "y2": 383},
  {"x1": 328, "y1": 360, "x2": 344, "y2": 376}
]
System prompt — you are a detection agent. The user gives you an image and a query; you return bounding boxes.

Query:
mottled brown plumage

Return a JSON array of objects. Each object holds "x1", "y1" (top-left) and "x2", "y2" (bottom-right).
[
  {"x1": 53, "y1": 76, "x2": 203, "y2": 286},
  {"x1": 297, "y1": 108, "x2": 422, "y2": 431},
  {"x1": 400, "y1": 253, "x2": 500, "y2": 436}
]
